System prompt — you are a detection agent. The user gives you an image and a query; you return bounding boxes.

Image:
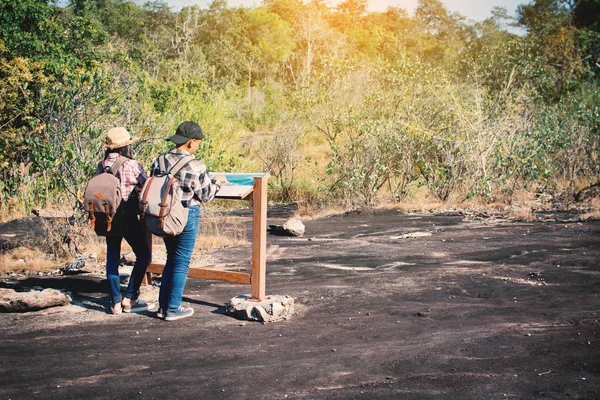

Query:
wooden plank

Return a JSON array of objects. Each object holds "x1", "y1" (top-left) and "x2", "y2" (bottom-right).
[
  {"x1": 214, "y1": 185, "x2": 254, "y2": 199},
  {"x1": 146, "y1": 263, "x2": 251, "y2": 285},
  {"x1": 251, "y1": 174, "x2": 269, "y2": 300},
  {"x1": 146, "y1": 263, "x2": 165, "y2": 274},
  {"x1": 188, "y1": 268, "x2": 251, "y2": 284}
]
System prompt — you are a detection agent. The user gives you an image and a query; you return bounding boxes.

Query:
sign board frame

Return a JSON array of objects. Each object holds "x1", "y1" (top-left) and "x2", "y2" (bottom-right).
[{"x1": 143, "y1": 173, "x2": 269, "y2": 301}]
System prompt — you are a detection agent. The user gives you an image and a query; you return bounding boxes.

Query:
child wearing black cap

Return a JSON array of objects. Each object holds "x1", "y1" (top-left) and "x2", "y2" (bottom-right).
[{"x1": 150, "y1": 121, "x2": 226, "y2": 321}]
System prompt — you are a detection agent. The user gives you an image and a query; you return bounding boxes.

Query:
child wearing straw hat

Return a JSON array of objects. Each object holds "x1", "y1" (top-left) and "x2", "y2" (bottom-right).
[{"x1": 99, "y1": 127, "x2": 153, "y2": 314}]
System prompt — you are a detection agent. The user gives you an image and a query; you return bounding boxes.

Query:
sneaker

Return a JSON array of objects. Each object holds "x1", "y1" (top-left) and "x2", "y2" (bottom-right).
[
  {"x1": 164, "y1": 307, "x2": 194, "y2": 321},
  {"x1": 122, "y1": 299, "x2": 155, "y2": 313},
  {"x1": 156, "y1": 307, "x2": 165, "y2": 319}
]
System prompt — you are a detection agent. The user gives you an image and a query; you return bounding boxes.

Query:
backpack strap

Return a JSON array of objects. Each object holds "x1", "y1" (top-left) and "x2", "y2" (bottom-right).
[
  {"x1": 108, "y1": 156, "x2": 127, "y2": 176},
  {"x1": 168, "y1": 155, "x2": 194, "y2": 177},
  {"x1": 139, "y1": 176, "x2": 154, "y2": 219},
  {"x1": 158, "y1": 155, "x2": 167, "y2": 174},
  {"x1": 158, "y1": 176, "x2": 177, "y2": 229}
]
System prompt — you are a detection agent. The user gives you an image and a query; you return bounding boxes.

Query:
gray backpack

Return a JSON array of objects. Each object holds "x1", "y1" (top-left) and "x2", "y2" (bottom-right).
[
  {"x1": 139, "y1": 155, "x2": 194, "y2": 237},
  {"x1": 83, "y1": 157, "x2": 127, "y2": 237}
]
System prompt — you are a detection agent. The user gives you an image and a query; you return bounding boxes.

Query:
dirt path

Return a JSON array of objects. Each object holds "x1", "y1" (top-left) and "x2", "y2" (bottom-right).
[{"x1": 1, "y1": 209, "x2": 599, "y2": 399}]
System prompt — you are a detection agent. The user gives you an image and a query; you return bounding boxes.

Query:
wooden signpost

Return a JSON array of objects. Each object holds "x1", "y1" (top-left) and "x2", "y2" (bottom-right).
[{"x1": 143, "y1": 173, "x2": 269, "y2": 301}]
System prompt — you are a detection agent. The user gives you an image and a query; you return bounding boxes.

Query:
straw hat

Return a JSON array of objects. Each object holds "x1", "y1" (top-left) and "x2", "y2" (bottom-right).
[{"x1": 104, "y1": 127, "x2": 138, "y2": 149}]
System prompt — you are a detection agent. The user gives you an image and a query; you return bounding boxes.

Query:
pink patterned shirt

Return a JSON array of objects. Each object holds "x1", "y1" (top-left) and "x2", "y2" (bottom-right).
[{"x1": 97, "y1": 153, "x2": 148, "y2": 201}]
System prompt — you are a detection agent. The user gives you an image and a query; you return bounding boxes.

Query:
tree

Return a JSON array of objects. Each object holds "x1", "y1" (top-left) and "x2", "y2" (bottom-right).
[
  {"x1": 573, "y1": 0, "x2": 600, "y2": 30},
  {"x1": 517, "y1": 0, "x2": 572, "y2": 36},
  {"x1": 0, "y1": 0, "x2": 108, "y2": 204},
  {"x1": 362, "y1": 7, "x2": 416, "y2": 61},
  {"x1": 573, "y1": 0, "x2": 600, "y2": 73},
  {"x1": 241, "y1": 7, "x2": 293, "y2": 86},
  {"x1": 336, "y1": 0, "x2": 367, "y2": 17},
  {"x1": 264, "y1": 0, "x2": 303, "y2": 25},
  {"x1": 414, "y1": 0, "x2": 473, "y2": 66},
  {"x1": 517, "y1": 0, "x2": 583, "y2": 98},
  {"x1": 169, "y1": 6, "x2": 206, "y2": 78},
  {"x1": 195, "y1": 1, "x2": 249, "y2": 84},
  {"x1": 0, "y1": 0, "x2": 62, "y2": 61}
]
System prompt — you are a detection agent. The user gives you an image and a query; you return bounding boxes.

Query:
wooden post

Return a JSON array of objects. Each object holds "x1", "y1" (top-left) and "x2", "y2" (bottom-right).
[
  {"x1": 251, "y1": 175, "x2": 268, "y2": 300},
  {"x1": 143, "y1": 230, "x2": 153, "y2": 285}
]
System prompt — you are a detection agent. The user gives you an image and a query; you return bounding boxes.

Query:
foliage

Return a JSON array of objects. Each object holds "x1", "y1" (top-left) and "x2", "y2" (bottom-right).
[
  {"x1": 0, "y1": 0, "x2": 599, "y2": 217},
  {"x1": 495, "y1": 85, "x2": 600, "y2": 194},
  {"x1": 255, "y1": 117, "x2": 303, "y2": 202}
]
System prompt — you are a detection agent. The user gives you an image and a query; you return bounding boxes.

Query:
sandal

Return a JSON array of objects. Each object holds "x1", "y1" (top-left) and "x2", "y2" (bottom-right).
[
  {"x1": 122, "y1": 299, "x2": 155, "y2": 313},
  {"x1": 111, "y1": 303, "x2": 122, "y2": 315}
]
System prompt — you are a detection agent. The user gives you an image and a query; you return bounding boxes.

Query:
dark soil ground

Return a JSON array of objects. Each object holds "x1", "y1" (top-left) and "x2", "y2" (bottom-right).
[{"x1": 0, "y1": 208, "x2": 599, "y2": 399}]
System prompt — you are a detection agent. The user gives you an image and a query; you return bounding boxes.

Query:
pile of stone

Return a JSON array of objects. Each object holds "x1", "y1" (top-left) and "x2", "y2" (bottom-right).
[{"x1": 226, "y1": 295, "x2": 294, "y2": 323}]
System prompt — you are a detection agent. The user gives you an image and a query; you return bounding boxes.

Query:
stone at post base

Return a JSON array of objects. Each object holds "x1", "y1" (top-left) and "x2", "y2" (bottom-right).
[{"x1": 225, "y1": 295, "x2": 294, "y2": 323}]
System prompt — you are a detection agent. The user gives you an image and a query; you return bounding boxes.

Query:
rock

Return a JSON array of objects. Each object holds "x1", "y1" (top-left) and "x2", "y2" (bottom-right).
[
  {"x1": 0, "y1": 216, "x2": 66, "y2": 253},
  {"x1": 225, "y1": 295, "x2": 294, "y2": 323},
  {"x1": 268, "y1": 218, "x2": 305, "y2": 237},
  {"x1": 64, "y1": 257, "x2": 86, "y2": 273},
  {"x1": 0, "y1": 288, "x2": 72, "y2": 313},
  {"x1": 283, "y1": 219, "x2": 305, "y2": 236},
  {"x1": 268, "y1": 225, "x2": 285, "y2": 235},
  {"x1": 120, "y1": 252, "x2": 136, "y2": 265},
  {"x1": 120, "y1": 250, "x2": 166, "y2": 265}
]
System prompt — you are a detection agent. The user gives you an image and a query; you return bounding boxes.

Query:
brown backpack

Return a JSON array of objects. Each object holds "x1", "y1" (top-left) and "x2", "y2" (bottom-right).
[
  {"x1": 139, "y1": 155, "x2": 194, "y2": 237},
  {"x1": 83, "y1": 157, "x2": 127, "y2": 237}
]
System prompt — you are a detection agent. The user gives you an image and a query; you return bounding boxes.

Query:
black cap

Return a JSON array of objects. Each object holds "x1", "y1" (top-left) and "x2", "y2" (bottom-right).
[{"x1": 167, "y1": 121, "x2": 205, "y2": 144}]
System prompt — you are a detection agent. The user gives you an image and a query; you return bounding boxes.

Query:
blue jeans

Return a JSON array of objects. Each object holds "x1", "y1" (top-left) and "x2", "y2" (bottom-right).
[
  {"x1": 105, "y1": 200, "x2": 152, "y2": 304},
  {"x1": 159, "y1": 206, "x2": 200, "y2": 313}
]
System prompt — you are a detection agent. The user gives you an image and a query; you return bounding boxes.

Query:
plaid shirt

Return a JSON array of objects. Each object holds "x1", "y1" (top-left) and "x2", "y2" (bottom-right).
[
  {"x1": 150, "y1": 148, "x2": 221, "y2": 207},
  {"x1": 97, "y1": 153, "x2": 148, "y2": 201}
]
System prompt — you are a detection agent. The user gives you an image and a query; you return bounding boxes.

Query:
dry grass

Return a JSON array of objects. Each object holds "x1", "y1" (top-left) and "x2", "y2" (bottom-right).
[
  {"x1": 378, "y1": 187, "x2": 543, "y2": 220},
  {"x1": 506, "y1": 205, "x2": 534, "y2": 221},
  {"x1": 196, "y1": 216, "x2": 248, "y2": 252},
  {"x1": 0, "y1": 196, "x2": 75, "y2": 223},
  {"x1": 381, "y1": 199, "x2": 446, "y2": 213},
  {"x1": 31, "y1": 215, "x2": 250, "y2": 271},
  {"x1": 78, "y1": 233, "x2": 108, "y2": 264},
  {"x1": 0, "y1": 247, "x2": 60, "y2": 274},
  {"x1": 379, "y1": 186, "x2": 446, "y2": 212},
  {"x1": 504, "y1": 191, "x2": 540, "y2": 221},
  {"x1": 0, "y1": 202, "x2": 28, "y2": 224},
  {"x1": 302, "y1": 204, "x2": 347, "y2": 219},
  {"x1": 581, "y1": 197, "x2": 600, "y2": 220}
]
